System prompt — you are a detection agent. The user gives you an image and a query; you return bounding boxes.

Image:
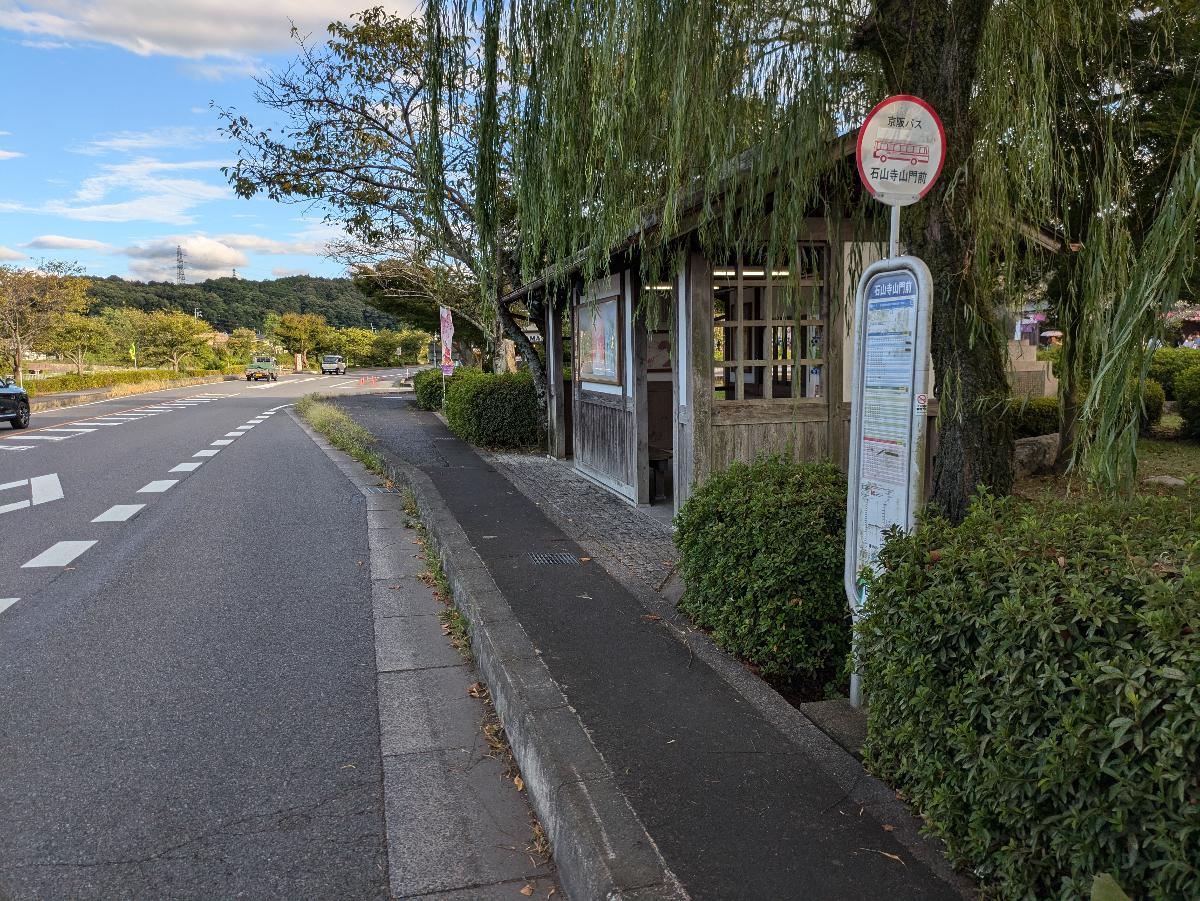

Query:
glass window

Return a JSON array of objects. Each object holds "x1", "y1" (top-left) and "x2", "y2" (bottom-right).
[
  {"x1": 712, "y1": 250, "x2": 825, "y2": 402},
  {"x1": 577, "y1": 297, "x2": 621, "y2": 385}
]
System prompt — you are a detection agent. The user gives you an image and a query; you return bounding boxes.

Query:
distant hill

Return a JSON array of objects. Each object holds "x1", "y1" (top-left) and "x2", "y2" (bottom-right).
[{"x1": 85, "y1": 275, "x2": 400, "y2": 333}]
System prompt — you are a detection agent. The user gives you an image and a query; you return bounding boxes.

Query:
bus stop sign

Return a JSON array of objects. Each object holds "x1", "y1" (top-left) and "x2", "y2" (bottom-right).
[{"x1": 855, "y1": 95, "x2": 945, "y2": 207}]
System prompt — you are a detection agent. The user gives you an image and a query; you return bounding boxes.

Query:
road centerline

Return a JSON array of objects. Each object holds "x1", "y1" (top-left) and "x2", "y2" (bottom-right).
[{"x1": 22, "y1": 541, "x2": 97, "y2": 568}]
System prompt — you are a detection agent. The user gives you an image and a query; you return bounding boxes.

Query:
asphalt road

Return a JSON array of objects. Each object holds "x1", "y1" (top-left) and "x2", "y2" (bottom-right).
[{"x1": 0, "y1": 370, "x2": 405, "y2": 899}]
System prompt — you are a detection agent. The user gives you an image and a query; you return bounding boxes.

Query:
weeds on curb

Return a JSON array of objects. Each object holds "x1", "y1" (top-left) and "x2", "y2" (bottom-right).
[{"x1": 296, "y1": 395, "x2": 387, "y2": 474}]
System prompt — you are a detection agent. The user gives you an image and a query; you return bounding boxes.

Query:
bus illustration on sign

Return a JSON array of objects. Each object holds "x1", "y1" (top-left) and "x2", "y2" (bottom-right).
[{"x1": 873, "y1": 139, "x2": 930, "y2": 165}]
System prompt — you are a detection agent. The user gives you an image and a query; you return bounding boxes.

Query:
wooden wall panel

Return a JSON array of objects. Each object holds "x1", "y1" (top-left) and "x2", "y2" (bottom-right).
[{"x1": 575, "y1": 392, "x2": 637, "y2": 498}]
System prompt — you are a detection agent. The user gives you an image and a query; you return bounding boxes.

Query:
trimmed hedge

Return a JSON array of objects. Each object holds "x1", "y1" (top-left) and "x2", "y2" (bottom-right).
[
  {"x1": 674, "y1": 457, "x2": 849, "y2": 682},
  {"x1": 1009, "y1": 396, "x2": 1061, "y2": 439},
  {"x1": 1008, "y1": 378, "x2": 1165, "y2": 439},
  {"x1": 22, "y1": 368, "x2": 221, "y2": 397},
  {"x1": 1148, "y1": 346, "x2": 1200, "y2": 400},
  {"x1": 444, "y1": 369, "x2": 541, "y2": 448},
  {"x1": 860, "y1": 491, "x2": 1200, "y2": 899},
  {"x1": 1176, "y1": 364, "x2": 1200, "y2": 439},
  {"x1": 412, "y1": 367, "x2": 454, "y2": 410}
]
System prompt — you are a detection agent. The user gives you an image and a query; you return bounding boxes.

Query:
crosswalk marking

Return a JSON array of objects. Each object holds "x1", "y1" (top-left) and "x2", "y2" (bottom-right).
[{"x1": 22, "y1": 540, "x2": 96, "y2": 568}]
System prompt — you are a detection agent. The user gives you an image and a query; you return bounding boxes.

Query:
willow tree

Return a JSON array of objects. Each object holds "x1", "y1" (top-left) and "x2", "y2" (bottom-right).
[
  {"x1": 219, "y1": 10, "x2": 548, "y2": 400},
  {"x1": 417, "y1": 0, "x2": 1200, "y2": 516}
]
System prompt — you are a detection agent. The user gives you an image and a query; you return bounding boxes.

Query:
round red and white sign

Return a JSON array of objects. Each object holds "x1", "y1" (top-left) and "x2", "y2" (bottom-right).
[{"x1": 855, "y1": 95, "x2": 945, "y2": 207}]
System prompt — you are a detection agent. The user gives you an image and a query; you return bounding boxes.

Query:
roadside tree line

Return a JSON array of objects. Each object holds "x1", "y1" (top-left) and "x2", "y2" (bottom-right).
[{"x1": 0, "y1": 264, "x2": 432, "y2": 383}]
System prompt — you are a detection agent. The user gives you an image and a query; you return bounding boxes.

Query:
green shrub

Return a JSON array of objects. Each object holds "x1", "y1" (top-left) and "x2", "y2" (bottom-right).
[
  {"x1": 21, "y1": 368, "x2": 220, "y2": 397},
  {"x1": 1141, "y1": 377, "x2": 1165, "y2": 430},
  {"x1": 1037, "y1": 344, "x2": 1062, "y2": 377},
  {"x1": 412, "y1": 367, "x2": 451, "y2": 410},
  {"x1": 674, "y1": 457, "x2": 849, "y2": 682},
  {"x1": 444, "y1": 369, "x2": 541, "y2": 448},
  {"x1": 860, "y1": 491, "x2": 1200, "y2": 899},
  {"x1": 1008, "y1": 378, "x2": 1165, "y2": 439},
  {"x1": 1148, "y1": 346, "x2": 1200, "y2": 400},
  {"x1": 1008, "y1": 395, "x2": 1060, "y2": 438},
  {"x1": 1176, "y1": 364, "x2": 1200, "y2": 439}
]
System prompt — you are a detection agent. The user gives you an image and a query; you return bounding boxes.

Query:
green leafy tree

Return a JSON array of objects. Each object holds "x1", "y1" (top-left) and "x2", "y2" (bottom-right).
[
  {"x1": 331, "y1": 327, "x2": 378, "y2": 365},
  {"x1": 141, "y1": 311, "x2": 211, "y2": 372},
  {"x1": 0, "y1": 262, "x2": 88, "y2": 384},
  {"x1": 220, "y1": 10, "x2": 543, "y2": 392},
  {"x1": 41, "y1": 312, "x2": 113, "y2": 375},
  {"x1": 99, "y1": 307, "x2": 152, "y2": 369},
  {"x1": 274, "y1": 312, "x2": 327, "y2": 368},
  {"x1": 225, "y1": 326, "x2": 260, "y2": 363}
]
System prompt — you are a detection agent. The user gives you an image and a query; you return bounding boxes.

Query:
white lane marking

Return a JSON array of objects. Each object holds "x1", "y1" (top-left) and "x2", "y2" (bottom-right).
[
  {"x1": 265, "y1": 404, "x2": 293, "y2": 412},
  {"x1": 233, "y1": 425, "x2": 253, "y2": 431},
  {"x1": 170, "y1": 461, "x2": 203, "y2": 472},
  {"x1": 0, "y1": 598, "x2": 18, "y2": 615},
  {"x1": 223, "y1": 431, "x2": 243, "y2": 437},
  {"x1": 40, "y1": 427, "x2": 98, "y2": 434},
  {"x1": 29, "y1": 474, "x2": 64, "y2": 506},
  {"x1": 193, "y1": 449, "x2": 220, "y2": 457},
  {"x1": 210, "y1": 439, "x2": 234, "y2": 446},
  {"x1": 92, "y1": 504, "x2": 145, "y2": 523},
  {"x1": 137, "y1": 480, "x2": 179, "y2": 493},
  {"x1": 22, "y1": 540, "x2": 97, "y2": 568},
  {"x1": 20, "y1": 435, "x2": 71, "y2": 441},
  {"x1": 0, "y1": 445, "x2": 33, "y2": 452}
]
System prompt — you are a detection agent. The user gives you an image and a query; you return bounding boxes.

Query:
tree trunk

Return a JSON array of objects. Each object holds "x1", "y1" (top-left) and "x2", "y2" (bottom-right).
[
  {"x1": 856, "y1": 0, "x2": 1013, "y2": 524},
  {"x1": 497, "y1": 297, "x2": 549, "y2": 423},
  {"x1": 74, "y1": 349, "x2": 85, "y2": 376},
  {"x1": 14, "y1": 342, "x2": 22, "y2": 386}
]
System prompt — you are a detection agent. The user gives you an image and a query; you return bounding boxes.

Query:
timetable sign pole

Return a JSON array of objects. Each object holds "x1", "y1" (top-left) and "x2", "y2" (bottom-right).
[{"x1": 846, "y1": 95, "x2": 944, "y2": 709}]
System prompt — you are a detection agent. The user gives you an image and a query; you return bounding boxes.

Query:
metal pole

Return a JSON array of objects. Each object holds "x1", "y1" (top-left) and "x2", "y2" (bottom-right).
[{"x1": 889, "y1": 205, "x2": 901, "y2": 259}]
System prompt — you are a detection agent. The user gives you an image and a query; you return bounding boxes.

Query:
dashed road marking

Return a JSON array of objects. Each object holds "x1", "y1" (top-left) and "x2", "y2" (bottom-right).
[
  {"x1": 0, "y1": 598, "x2": 18, "y2": 615},
  {"x1": 92, "y1": 504, "x2": 145, "y2": 523},
  {"x1": 170, "y1": 462, "x2": 204, "y2": 472},
  {"x1": 137, "y1": 480, "x2": 178, "y2": 493},
  {"x1": 211, "y1": 439, "x2": 234, "y2": 446},
  {"x1": 22, "y1": 540, "x2": 96, "y2": 568},
  {"x1": 223, "y1": 432, "x2": 242, "y2": 437},
  {"x1": 193, "y1": 449, "x2": 220, "y2": 458}
]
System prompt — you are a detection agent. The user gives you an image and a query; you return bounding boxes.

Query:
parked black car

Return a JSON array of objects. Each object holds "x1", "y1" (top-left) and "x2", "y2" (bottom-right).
[{"x1": 0, "y1": 378, "x2": 31, "y2": 429}]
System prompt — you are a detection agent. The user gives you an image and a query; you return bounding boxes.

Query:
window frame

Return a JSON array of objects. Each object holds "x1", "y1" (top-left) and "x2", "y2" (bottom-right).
[
  {"x1": 712, "y1": 246, "x2": 827, "y2": 404},
  {"x1": 575, "y1": 292, "x2": 624, "y2": 387}
]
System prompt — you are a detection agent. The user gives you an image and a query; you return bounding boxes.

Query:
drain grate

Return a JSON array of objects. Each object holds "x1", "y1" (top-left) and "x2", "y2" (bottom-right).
[
  {"x1": 529, "y1": 552, "x2": 582, "y2": 566},
  {"x1": 364, "y1": 485, "x2": 402, "y2": 494}
]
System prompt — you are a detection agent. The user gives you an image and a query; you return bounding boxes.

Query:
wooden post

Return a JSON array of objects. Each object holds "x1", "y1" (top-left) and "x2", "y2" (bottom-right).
[
  {"x1": 632, "y1": 268, "x2": 650, "y2": 504},
  {"x1": 688, "y1": 244, "x2": 714, "y2": 490},
  {"x1": 547, "y1": 290, "x2": 567, "y2": 458}
]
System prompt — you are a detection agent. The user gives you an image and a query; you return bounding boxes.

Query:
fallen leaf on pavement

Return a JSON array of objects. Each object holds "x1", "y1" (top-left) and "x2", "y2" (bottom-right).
[
  {"x1": 641, "y1": 613, "x2": 662, "y2": 622},
  {"x1": 859, "y1": 848, "x2": 906, "y2": 865},
  {"x1": 514, "y1": 775, "x2": 525, "y2": 791},
  {"x1": 580, "y1": 557, "x2": 591, "y2": 562},
  {"x1": 882, "y1": 824, "x2": 895, "y2": 832},
  {"x1": 519, "y1": 885, "x2": 534, "y2": 897},
  {"x1": 467, "y1": 681, "x2": 486, "y2": 698},
  {"x1": 388, "y1": 585, "x2": 402, "y2": 590}
]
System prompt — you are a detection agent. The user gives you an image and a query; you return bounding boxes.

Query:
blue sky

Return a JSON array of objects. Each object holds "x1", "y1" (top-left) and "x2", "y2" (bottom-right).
[{"x1": 0, "y1": 1, "x2": 412, "y2": 282}]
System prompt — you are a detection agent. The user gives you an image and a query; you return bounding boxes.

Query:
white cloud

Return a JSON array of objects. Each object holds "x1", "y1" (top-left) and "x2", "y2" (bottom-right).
[
  {"x1": 24, "y1": 235, "x2": 112, "y2": 251},
  {"x1": 0, "y1": 150, "x2": 23, "y2": 160},
  {"x1": 0, "y1": 246, "x2": 25, "y2": 261},
  {"x1": 123, "y1": 234, "x2": 248, "y2": 282},
  {"x1": 8, "y1": 157, "x2": 232, "y2": 224},
  {"x1": 0, "y1": 2, "x2": 400, "y2": 60},
  {"x1": 21, "y1": 38, "x2": 70, "y2": 49},
  {"x1": 215, "y1": 232, "x2": 329, "y2": 255},
  {"x1": 71, "y1": 126, "x2": 221, "y2": 156},
  {"x1": 272, "y1": 266, "x2": 309, "y2": 278}
]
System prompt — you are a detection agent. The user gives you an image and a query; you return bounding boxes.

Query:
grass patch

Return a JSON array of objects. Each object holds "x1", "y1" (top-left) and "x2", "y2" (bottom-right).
[
  {"x1": 401, "y1": 490, "x2": 472, "y2": 661},
  {"x1": 296, "y1": 394, "x2": 387, "y2": 475}
]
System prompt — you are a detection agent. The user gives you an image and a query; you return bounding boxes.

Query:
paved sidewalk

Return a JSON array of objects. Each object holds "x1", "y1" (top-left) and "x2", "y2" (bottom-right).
[
  {"x1": 485, "y1": 452, "x2": 680, "y2": 595},
  {"x1": 336, "y1": 395, "x2": 971, "y2": 901},
  {"x1": 295, "y1": 412, "x2": 558, "y2": 900}
]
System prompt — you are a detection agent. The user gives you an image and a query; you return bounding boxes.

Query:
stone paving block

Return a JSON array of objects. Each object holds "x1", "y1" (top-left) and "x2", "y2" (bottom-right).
[
  {"x1": 383, "y1": 749, "x2": 550, "y2": 897},
  {"x1": 375, "y1": 614, "x2": 463, "y2": 673},
  {"x1": 372, "y1": 579, "x2": 441, "y2": 619},
  {"x1": 377, "y1": 665, "x2": 482, "y2": 755}
]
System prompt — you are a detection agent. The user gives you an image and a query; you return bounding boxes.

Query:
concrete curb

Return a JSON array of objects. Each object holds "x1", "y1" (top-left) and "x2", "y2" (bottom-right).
[
  {"x1": 484, "y1": 452, "x2": 976, "y2": 897},
  {"x1": 387, "y1": 462, "x2": 687, "y2": 901},
  {"x1": 29, "y1": 375, "x2": 229, "y2": 412}
]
